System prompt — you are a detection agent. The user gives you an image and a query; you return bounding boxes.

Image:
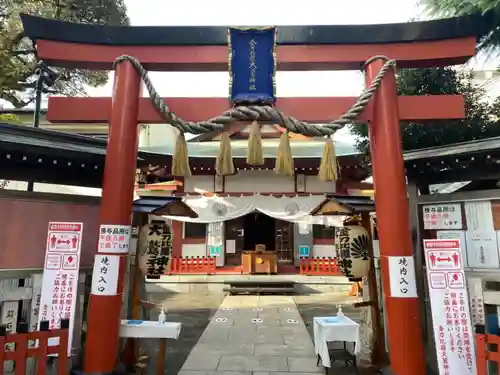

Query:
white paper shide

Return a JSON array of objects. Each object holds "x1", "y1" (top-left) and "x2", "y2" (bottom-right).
[
  {"x1": 388, "y1": 256, "x2": 417, "y2": 298},
  {"x1": 98, "y1": 224, "x2": 132, "y2": 254},
  {"x1": 424, "y1": 239, "x2": 477, "y2": 375},
  {"x1": 91, "y1": 254, "x2": 120, "y2": 296}
]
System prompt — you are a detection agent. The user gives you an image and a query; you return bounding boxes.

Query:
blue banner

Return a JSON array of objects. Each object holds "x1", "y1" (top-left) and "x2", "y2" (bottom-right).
[{"x1": 228, "y1": 27, "x2": 277, "y2": 104}]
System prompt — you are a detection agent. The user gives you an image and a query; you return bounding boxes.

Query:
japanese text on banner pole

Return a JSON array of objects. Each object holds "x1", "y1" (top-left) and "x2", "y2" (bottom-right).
[
  {"x1": 38, "y1": 222, "x2": 83, "y2": 356},
  {"x1": 424, "y1": 239, "x2": 477, "y2": 375}
]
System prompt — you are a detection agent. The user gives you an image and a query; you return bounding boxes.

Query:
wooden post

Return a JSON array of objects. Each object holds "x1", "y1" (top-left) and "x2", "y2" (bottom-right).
[
  {"x1": 361, "y1": 212, "x2": 386, "y2": 370},
  {"x1": 365, "y1": 58, "x2": 426, "y2": 375},
  {"x1": 83, "y1": 60, "x2": 142, "y2": 373}
]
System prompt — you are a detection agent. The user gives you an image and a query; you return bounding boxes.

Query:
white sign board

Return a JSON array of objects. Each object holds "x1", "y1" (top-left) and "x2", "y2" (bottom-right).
[
  {"x1": 424, "y1": 239, "x2": 477, "y2": 375},
  {"x1": 91, "y1": 255, "x2": 120, "y2": 296},
  {"x1": 467, "y1": 277, "x2": 485, "y2": 325},
  {"x1": 423, "y1": 204, "x2": 462, "y2": 230},
  {"x1": 97, "y1": 224, "x2": 132, "y2": 254},
  {"x1": 39, "y1": 222, "x2": 83, "y2": 356},
  {"x1": 467, "y1": 231, "x2": 499, "y2": 269},
  {"x1": 388, "y1": 256, "x2": 418, "y2": 298}
]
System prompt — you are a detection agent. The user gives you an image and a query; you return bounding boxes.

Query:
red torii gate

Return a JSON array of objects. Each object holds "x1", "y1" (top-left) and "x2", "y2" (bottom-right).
[{"x1": 21, "y1": 12, "x2": 486, "y2": 375}]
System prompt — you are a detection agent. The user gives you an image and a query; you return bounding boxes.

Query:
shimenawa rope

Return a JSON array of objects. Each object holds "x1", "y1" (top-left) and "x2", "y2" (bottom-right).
[{"x1": 112, "y1": 55, "x2": 395, "y2": 137}]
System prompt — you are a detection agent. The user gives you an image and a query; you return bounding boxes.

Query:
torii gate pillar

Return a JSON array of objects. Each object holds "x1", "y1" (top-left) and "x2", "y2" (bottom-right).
[
  {"x1": 366, "y1": 58, "x2": 426, "y2": 375},
  {"x1": 83, "y1": 60, "x2": 142, "y2": 373}
]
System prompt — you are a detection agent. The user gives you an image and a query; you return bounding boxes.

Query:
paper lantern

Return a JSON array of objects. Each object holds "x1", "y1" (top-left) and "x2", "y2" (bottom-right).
[{"x1": 335, "y1": 224, "x2": 371, "y2": 281}]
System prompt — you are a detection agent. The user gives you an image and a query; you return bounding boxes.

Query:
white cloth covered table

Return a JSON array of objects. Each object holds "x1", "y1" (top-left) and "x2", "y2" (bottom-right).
[
  {"x1": 119, "y1": 319, "x2": 182, "y2": 339},
  {"x1": 313, "y1": 316, "x2": 360, "y2": 368}
]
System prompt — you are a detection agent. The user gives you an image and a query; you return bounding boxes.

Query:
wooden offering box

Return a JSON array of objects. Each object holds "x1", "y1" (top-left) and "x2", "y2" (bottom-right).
[{"x1": 241, "y1": 251, "x2": 278, "y2": 274}]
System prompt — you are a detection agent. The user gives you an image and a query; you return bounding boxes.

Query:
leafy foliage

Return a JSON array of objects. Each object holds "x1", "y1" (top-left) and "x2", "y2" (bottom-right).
[
  {"x1": 349, "y1": 67, "x2": 500, "y2": 153},
  {"x1": 0, "y1": 0, "x2": 129, "y2": 107}
]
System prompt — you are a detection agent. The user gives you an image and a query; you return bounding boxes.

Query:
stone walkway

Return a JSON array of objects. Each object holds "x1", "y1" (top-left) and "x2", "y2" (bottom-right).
[{"x1": 179, "y1": 295, "x2": 323, "y2": 375}]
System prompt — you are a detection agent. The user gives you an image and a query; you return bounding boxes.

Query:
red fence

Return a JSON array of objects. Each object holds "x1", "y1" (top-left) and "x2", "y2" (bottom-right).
[
  {"x1": 169, "y1": 256, "x2": 217, "y2": 274},
  {"x1": 299, "y1": 257, "x2": 342, "y2": 275},
  {"x1": 0, "y1": 319, "x2": 69, "y2": 375},
  {"x1": 476, "y1": 333, "x2": 500, "y2": 375}
]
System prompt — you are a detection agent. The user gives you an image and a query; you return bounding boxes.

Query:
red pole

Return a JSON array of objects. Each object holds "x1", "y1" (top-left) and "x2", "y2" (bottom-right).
[
  {"x1": 84, "y1": 60, "x2": 141, "y2": 373},
  {"x1": 365, "y1": 58, "x2": 426, "y2": 375}
]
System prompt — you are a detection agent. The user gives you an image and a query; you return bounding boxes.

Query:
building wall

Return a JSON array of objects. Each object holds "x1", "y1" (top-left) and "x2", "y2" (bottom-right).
[{"x1": 174, "y1": 172, "x2": 338, "y2": 261}]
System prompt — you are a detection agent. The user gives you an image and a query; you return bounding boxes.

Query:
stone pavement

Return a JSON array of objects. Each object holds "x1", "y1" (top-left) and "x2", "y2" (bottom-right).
[{"x1": 178, "y1": 295, "x2": 323, "y2": 375}]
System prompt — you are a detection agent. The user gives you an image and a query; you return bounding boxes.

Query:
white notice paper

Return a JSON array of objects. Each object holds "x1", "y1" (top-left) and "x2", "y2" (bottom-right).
[
  {"x1": 466, "y1": 231, "x2": 499, "y2": 268},
  {"x1": 91, "y1": 254, "x2": 120, "y2": 296},
  {"x1": 467, "y1": 277, "x2": 485, "y2": 325},
  {"x1": 226, "y1": 239, "x2": 236, "y2": 254},
  {"x1": 423, "y1": 204, "x2": 462, "y2": 230},
  {"x1": 388, "y1": 256, "x2": 418, "y2": 298},
  {"x1": 97, "y1": 224, "x2": 132, "y2": 254}
]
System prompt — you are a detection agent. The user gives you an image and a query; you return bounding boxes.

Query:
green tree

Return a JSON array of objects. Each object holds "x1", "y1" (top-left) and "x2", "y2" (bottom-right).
[
  {"x1": 349, "y1": 67, "x2": 500, "y2": 153},
  {"x1": 0, "y1": 0, "x2": 129, "y2": 107}
]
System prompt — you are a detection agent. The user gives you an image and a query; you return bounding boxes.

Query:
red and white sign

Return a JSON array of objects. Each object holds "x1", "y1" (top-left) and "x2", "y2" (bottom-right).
[
  {"x1": 47, "y1": 223, "x2": 82, "y2": 253},
  {"x1": 425, "y1": 240, "x2": 462, "y2": 271},
  {"x1": 97, "y1": 224, "x2": 132, "y2": 254},
  {"x1": 423, "y1": 239, "x2": 477, "y2": 375},
  {"x1": 39, "y1": 222, "x2": 83, "y2": 356}
]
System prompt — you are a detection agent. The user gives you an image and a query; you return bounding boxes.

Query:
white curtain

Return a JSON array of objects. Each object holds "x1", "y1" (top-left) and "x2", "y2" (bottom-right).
[{"x1": 163, "y1": 194, "x2": 345, "y2": 226}]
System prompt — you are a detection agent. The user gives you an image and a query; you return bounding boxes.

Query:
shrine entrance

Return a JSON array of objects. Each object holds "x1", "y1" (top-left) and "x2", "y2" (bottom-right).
[
  {"x1": 243, "y1": 211, "x2": 275, "y2": 251},
  {"x1": 224, "y1": 213, "x2": 294, "y2": 266}
]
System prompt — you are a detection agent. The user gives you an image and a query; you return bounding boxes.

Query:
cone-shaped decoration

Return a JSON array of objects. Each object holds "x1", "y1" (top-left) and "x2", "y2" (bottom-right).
[
  {"x1": 318, "y1": 136, "x2": 338, "y2": 181},
  {"x1": 275, "y1": 131, "x2": 294, "y2": 176},
  {"x1": 216, "y1": 132, "x2": 235, "y2": 176},
  {"x1": 247, "y1": 120, "x2": 264, "y2": 165},
  {"x1": 172, "y1": 132, "x2": 192, "y2": 177}
]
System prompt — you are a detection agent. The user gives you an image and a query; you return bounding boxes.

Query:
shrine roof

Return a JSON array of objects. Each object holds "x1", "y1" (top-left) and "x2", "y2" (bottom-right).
[
  {"x1": 404, "y1": 137, "x2": 500, "y2": 185},
  {"x1": 310, "y1": 194, "x2": 375, "y2": 216},
  {"x1": 0, "y1": 123, "x2": 369, "y2": 186},
  {"x1": 21, "y1": 13, "x2": 492, "y2": 46}
]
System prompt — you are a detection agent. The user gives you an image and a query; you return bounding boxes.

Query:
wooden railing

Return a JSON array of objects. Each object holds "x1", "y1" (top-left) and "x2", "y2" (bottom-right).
[
  {"x1": 168, "y1": 256, "x2": 217, "y2": 274},
  {"x1": 299, "y1": 257, "x2": 342, "y2": 275},
  {"x1": 476, "y1": 333, "x2": 500, "y2": 374},
  {"x1": 1, "y1": 319, "x2": 69, "y2": 375}
]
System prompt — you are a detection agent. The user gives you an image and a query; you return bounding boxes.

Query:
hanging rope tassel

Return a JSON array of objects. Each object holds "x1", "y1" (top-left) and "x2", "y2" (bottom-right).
[
  {"x1": 318, "y1": 136, "x2": 338, "y2": 182},
  {"x1": 216, "y1": 132, "x2": 235, "y2": 176},
  {"x1": 275, "y1": 130, "x2": 294, "y2": 176},
  {"x1": 247, "y1": 120, "x2": 264, "y2": 165},
  {"x1": 172, "y1": 132, "x2": 192, "y2": 177}
]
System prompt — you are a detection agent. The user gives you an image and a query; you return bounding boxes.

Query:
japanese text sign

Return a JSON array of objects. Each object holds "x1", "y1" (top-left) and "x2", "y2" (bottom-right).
[
  {"x1": 145, "y1": 220, "x2": 172, "y2": 279},
  {"x1": 98, "y1": 224, "x2": 131, "y2": 254},
  {"x1": 423, "y1": 239, "x2": 477, "y2": 375},
  {"x1": 91, "y1": 254, "x2": 120, "y2": 296},
  {"x1": 39, "y1": 222, "x2": 82, "y2": 356},
  {"x1": 228, "y1": 27, "x2": 277, "y2": 104},
  {"x1": 388, "y1": 256, "x2": 418, "y2": 298}
]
